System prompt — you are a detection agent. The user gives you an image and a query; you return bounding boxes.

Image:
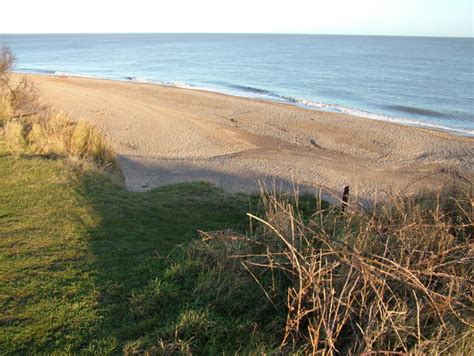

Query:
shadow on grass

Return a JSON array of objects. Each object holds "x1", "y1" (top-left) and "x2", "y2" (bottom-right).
[
  {"x1": 2, "y1": 136, "x2": 472, "y2": 354},
  {"x1": 0, "y1": 144, "x2": 324, "y2": 354},
  {"x1": 74, "y1": 163, "x2": 300, "y2": 353}
]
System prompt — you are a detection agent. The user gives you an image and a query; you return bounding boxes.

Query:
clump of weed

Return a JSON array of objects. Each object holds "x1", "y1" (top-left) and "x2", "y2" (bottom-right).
[{"x1": 200, "y1": 183, "x2": 473, "y2": 354}]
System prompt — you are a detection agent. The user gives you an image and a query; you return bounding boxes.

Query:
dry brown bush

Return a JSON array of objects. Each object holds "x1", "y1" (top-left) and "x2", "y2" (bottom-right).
[
  {"x1": 0, "y1": 47, "x2": 44, "y2": 118},
  {"x1": 0, "y1": 47, "x2": 15, "y2": 88},
  {"x1": 201, "y1": 184, "x2": 473, "y2": 355}
]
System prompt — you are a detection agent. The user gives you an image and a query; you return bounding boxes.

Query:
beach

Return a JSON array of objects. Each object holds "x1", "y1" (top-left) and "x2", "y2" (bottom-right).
[{"x1": 18, "y1": 74, "x2": 474, "y2": 197}]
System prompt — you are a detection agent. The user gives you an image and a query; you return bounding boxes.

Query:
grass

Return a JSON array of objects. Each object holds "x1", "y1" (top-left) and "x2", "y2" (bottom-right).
[
  {"x1": 1, "y1": 64, "x2": 282, "y2": 353},
  {"x1": 4, "y1": 110, "x2": 115, "y2": 168},
  {"x1": 1, "y1": 48, "x2": 113, "y2": 168},
  {"x1": 0, "y1": 134, "x2": 281, "y2": 354},
  {"x1": 1, "y1": 54, "x2": 472, "y2": 353},
  {"x1": 1, "y1": 127, "x2": 472, "y2": 354}
]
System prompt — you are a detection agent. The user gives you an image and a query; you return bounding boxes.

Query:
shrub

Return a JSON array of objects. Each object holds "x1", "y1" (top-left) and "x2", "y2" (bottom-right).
[
  {"x1": 200, "y1": 185, "x2": 473, "y2": 354},
  {"x1": 1, "y1": 47, "x2": 42, "y2": 116},
  {"x1": 0, "y1": 47, "x2": 15, "y2": 87}
]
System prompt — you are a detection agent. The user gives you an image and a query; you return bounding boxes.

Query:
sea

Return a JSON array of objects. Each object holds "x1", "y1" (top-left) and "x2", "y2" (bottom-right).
[{"x1": 1, "y1": 33, "x2": 473, "y2": 135}]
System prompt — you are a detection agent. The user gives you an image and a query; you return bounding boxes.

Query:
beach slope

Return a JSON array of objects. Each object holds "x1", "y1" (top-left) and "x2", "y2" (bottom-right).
[{"x1": 20, "y1": 74, "x2": 474, "y2": 196}]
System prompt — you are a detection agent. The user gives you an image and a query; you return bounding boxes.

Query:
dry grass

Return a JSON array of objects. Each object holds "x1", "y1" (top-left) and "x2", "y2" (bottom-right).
[
  {"x1": 1, "y1": 46, "x2": 115, "y2": 168},
  {"x1": 4, "y1": 110, "x2": 115, "y2": 167},
  {"x1": 200, "y1": 183, "x2": 473, "y2": 354},
  {"x1": 0, "y1": 95, "x2": 13, "y2": 124}
]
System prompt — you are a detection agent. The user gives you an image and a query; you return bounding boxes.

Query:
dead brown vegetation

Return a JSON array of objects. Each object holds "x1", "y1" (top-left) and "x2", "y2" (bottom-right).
[
  {"x1": 1, "y1": 46, "x2": 115, "y2": 167},
  {"x1": 200, "y1": 184, "x2": 473, "y2": 354}
]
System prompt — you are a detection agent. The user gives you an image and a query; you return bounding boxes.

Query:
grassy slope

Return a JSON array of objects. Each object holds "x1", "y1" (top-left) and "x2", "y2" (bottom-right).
[
  {"x1": 2, "y1": 130, "x2": 472, "y2": 354},
  {"x1": 0, "y1": 135, "x2": 275, "y2": 354}
]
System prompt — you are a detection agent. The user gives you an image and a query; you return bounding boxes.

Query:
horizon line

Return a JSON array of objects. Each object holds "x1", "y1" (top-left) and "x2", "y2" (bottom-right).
[{"x1": 0, "y1": 31, "x2": 472, "y2": 39}]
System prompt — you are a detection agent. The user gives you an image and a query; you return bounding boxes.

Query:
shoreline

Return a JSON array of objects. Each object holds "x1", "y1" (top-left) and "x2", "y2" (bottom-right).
[
  {"x1": 14, "y1": 73, "x2": 474, "y2": 196},
  {"x1": 13, "y1": 71, "x2": 473, "y2": 137}
]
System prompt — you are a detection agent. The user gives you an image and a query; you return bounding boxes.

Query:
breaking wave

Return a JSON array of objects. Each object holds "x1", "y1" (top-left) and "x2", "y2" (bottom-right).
[
  {"x1": 13, "y1": 69, "x2": 474, "y2": 136},
  {"x1": 385, "y1": 105, "x2": 449, "y2": 118},
  {"x1": 209, "y1": 81, "x2": 473, "y2": 135},
  {"x1": 124, "y1": 76, "x2": 151, "y2": 83}
]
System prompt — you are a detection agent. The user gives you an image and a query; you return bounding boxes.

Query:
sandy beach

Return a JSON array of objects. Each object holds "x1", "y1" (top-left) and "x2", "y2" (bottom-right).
[{"x1": 17, "y1": 74, "x2": 474, "y2": 197}]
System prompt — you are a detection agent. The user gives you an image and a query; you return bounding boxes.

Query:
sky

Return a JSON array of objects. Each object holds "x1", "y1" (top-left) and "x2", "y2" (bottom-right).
[{"x1": 1, "y1": 0, "x2": 472, "y2": 37}]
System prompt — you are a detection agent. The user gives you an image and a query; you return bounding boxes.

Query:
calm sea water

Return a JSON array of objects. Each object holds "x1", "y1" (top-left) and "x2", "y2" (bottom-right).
[{"x1": 1, "y1": 33, "x2": 473, "y2": 135}]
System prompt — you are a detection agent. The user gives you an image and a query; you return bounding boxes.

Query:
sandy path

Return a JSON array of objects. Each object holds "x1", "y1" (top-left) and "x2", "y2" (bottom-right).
[{"x1": 20, "y1": 74, "x2": 474, "y2": 197}]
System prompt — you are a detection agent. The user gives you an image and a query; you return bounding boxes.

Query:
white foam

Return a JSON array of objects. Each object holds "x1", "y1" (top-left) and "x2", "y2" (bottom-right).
[
  {"x1": 161, "y1": 81, "x2": 228, "y2": 95},
  {"x1": 16, "y1": 69, "x2": 473, "y2": 136},
  {"x1": 53, "y1": 71, "x2": 103, "y2": 79},
  {"x1": 283, "y1": 96, "x2": 328, "y2": 109},
  {"x1": 271, "y1": 94, "x2": 473, "y2": 136},
  {"x1": 127, "y1": 77, "x2": 151, "y2": 83},
  {"x1": 163, "y1": 81, "x2": 196, "y2": 90},
  {"x1": 332, "y1": 105, "x2": 474, "y2": 136}
]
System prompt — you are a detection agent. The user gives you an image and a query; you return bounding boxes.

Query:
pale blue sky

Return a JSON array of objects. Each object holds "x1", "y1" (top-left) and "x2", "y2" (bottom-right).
[{"x1": 1, "y1": 0, "x2": 472, "y2": 37}]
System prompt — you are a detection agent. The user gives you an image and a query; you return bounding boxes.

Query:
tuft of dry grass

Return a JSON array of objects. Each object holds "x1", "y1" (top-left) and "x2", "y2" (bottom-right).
[
  {"x1": 4, "y1": 118, "x2": 29, "y2": 147},
  {"x1": 4, "y1": 110, "x2": 115, "y2": 167},
  {"x1": 201, "y1": 183, "x2": 474, "y2": 354},
  {"x1": 1, "y1": 46, "x2": 115, "y2": 168},
  {"x1": 70, "y1": 121, "x2": 113, "y2": 164},
  {"x1": 0, "y1": 95, "x2": 13, "y2": 125}
]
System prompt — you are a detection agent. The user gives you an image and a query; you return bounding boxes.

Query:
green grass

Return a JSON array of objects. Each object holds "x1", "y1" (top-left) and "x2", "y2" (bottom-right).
[
  {"x1": 2, "y1": 128, "x2": 472, "y2": 354},
  {"x1": 0, "y1": 135, "x2": 278, "y2": 354}
]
